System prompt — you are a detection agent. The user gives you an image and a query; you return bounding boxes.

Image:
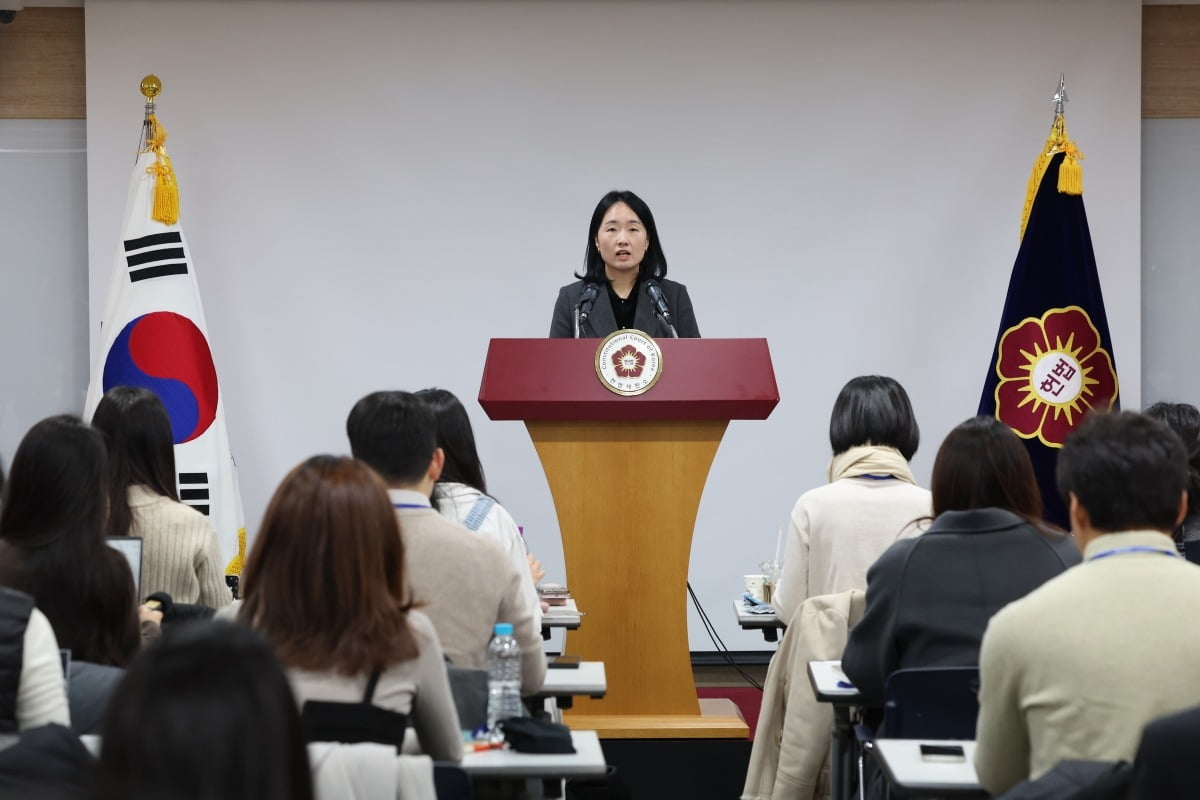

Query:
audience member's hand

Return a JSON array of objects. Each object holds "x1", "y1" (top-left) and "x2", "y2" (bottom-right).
[
  {"x1": 139, "y1": 604, "x2": 163, "y2": 626},
  {"x1": 527, "y1": 554, "x2": 545, "y2": 585}
]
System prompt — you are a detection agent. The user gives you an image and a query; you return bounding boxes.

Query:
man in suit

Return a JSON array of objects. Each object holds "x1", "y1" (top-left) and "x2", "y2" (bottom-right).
[
  {"x1": 974, "y1": 411, "x2": 1200, "y2": 795},
  {"x1": 347, "y1": 391, "x2": 545, "y2": 695}
]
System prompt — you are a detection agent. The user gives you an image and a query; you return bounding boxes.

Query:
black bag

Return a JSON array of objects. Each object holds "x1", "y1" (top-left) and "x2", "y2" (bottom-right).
[
  {"x1": 300, "y1": 670, "x2": 409, "y2": 750},
  {"x1": 499, "y1": 717, "x2": 575, "y2": 754}
]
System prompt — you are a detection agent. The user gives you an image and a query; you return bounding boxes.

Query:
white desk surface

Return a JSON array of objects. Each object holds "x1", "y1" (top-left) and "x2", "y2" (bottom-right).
[
  {"x1": 83, "y1": 729, "x2": 608, "y2": 780},
  {"x1": 733, "y1": 597, "x2": 782, "y2": 629},
  {"x1": 872, "y1": 739, "x2": 984, "y2": 797},
  {"x1": 807, "y1": 660, "x2": 863, "y2": 702},
  {"x1": 542, "y1": 598, "x2": 581, "y2": 629},
  {"x1": 538, "y1": 661, "x2": 606, "y2": 698},
  {"x1": 461, "y1": 730, "x2": 607, "y2": 778}
]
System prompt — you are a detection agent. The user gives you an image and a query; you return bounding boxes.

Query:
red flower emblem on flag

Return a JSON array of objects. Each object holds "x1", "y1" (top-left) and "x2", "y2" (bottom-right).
[
  {"x1": 611, "y1": 345, "x2": 646, "y2": 378},
  {"x1": 993, "y1": 305, "x2": 1118, "y2": 448}
]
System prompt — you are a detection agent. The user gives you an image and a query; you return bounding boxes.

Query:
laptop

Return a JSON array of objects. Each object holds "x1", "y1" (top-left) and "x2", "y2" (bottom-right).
[{"x1": 107, "y1": 536, "x2": 144, "y2": 598}]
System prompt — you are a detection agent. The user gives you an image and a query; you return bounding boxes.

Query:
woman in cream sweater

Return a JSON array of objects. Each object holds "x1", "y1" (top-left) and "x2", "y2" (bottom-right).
[
  {"x1": 772, "y1": 376, "x2": 931, "y2": 623},
  {"x1": 92, "y1": 387, "x2": 231, "y2": 608}
]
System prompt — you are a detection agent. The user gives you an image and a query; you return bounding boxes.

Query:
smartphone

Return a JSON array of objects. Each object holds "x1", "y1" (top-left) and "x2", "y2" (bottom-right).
[
  {"x1": 549, "y1": 654, "x2": 582, "y2": 669},
  {"x1": 919, "y1": 744, "x2": 965, "y2": 760}
]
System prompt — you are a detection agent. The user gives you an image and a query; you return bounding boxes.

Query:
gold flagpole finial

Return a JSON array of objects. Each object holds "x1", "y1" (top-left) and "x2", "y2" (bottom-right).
[{"x1": 140, "y1": 74, "x2": 162, "y2": 101}]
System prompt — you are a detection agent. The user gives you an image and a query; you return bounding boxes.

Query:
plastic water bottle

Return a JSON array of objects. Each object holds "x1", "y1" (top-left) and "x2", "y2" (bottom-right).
[{"x1": 486, "y1": 622, "x2": 523, "y2": 734}]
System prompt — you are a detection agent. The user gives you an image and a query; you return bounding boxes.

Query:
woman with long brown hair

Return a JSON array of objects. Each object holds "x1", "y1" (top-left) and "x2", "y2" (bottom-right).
[
  {"x1": 841, "y1": 415, "x2": 1080, "y2": 706},
  {"x1": 92, "y1": 386, "x2": 231, "y2": 608},
  {"x1": 238, "y1": 455, "x2": 461, "y2": 760}
]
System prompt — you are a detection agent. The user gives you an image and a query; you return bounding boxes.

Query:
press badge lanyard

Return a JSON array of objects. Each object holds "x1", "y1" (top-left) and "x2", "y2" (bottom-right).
[
  {"x1": 1087, "y1": 545, "x2": 1179, "y2": 562},
  {"x1": 392, "y1": 503, "x2": 428, "y2": 510}
]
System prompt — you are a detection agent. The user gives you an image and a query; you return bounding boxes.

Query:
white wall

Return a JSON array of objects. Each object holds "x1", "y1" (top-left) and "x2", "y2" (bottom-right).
[
  {"x1": 83, "y1": 0, "x2": 1143, "y2": 651},
  {"x1": 1143, "y1": 119, "x2": 1200, "y2": 405},
  {"x1": 0, "y1": 120, "x2": 89, "y2": 468}
]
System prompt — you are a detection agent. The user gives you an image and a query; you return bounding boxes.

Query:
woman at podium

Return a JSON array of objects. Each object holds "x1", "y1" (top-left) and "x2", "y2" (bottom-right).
[{"x1": 549, "y1": 190, "x2": 700, "y2": 339}]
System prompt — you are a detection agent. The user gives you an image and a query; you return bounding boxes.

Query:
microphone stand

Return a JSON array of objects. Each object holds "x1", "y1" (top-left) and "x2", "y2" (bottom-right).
[
  {"x1": 573, "y1": 305, "x2": 582, "y2": 338},
  {"x1": 656, "y1": 313, "x2": 679, "y2": 338}
]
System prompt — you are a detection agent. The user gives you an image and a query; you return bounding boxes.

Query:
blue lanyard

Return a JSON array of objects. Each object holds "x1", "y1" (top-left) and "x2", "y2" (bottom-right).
[
  {"x1": 1088, "y1": 545, "x2": 1179, "y2": 562},
  {"x1": 392, "y1": 503, "x2": 428, "y2": 510},
  {"x1": 857, "y1": 474, "x2": 899, "y2": 481}
]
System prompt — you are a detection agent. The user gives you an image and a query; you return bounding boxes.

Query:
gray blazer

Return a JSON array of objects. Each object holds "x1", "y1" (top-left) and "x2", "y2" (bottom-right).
[{"x1": 548, "y1": 278, "x2": 700, "y2": 339}]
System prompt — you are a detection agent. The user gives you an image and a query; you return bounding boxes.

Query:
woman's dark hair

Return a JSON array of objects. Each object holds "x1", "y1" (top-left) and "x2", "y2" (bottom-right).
[
  {"x1": 1144, "y1": 401, "x2": 1200, "y2": 534},
  {"x1": 95, "y1": 621, "x2": 314, "y2": 800},
  {"x1": 239, "y1": 455, "x2": 418, "y2": 675},
  {"x1": 931, "y1": 416, "x2": 1043, "y2": 519},
  {"x1": 91, "y1": 386, "x2": 180, "y2": 539},
  {"x1": 0, "y1": 416, "x2": 138, "y2": 666},
  {"x1": 416, "y1": 387, "x2": 487, "y2": 496},
  {"x1": 828, "y1": 375, "x2": 920, "y2": 460},
  {"x1": 577, "y1": 189, "x2": 669, "y2": 282}
]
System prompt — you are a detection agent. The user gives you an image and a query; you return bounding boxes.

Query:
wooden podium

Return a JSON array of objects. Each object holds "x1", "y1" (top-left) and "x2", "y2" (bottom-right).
[{"x1": 479, "y1": 338, "x2": 778, "y2": 738}]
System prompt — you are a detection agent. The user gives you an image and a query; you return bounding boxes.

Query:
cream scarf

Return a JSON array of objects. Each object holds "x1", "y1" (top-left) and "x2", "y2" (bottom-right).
[{"x1": 827, "y1": 445, "x2": 916, "y2": 484}]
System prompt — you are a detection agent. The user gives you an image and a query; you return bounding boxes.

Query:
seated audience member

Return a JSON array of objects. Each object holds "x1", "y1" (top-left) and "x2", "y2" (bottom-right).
[
  {"x1": 93, "y1": 621, "x2": 314, "y2": 800},
  {"x1": 347, "y1": 391, "x2": 546, "y2": 695},
  {"x1": 0, "y1": 416, "x2": 139, "y2": 667},
  {"x1": 774, "y1": 375, "x2": 931, "y2": 623},
  {"x1": 974, "y1": 411, "x2": 1200, "y2": 794},
  {"x1": 842, "y1": 416, "x2": 1080, "y2": 707},
  {"x1": 237, "y1": 455, "x2": 461, "y2": 760},
  {"x1": 91, "y1": 386, "x2": 232, "y2": 608},
  {"x1": 0, "y1": 586, "x2": 69, "y2": 732},
  {"x1": 1144, "y1": 401, "x2": 1200, "y2": 550},
  {"x1": 417, "y1": 388, "x2": 544, "y2": 626}
]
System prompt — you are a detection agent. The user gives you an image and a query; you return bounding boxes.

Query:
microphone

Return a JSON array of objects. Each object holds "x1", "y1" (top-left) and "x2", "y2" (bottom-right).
[
  {"x1": 579, "y1": 283, "x2": 600, "y2": 321},
  {"x1": 645, "y1": 280, "x2": 679, "y2": 337},
  {"x1": 574, "y1": 283, "x2": 600, "y2": 338}
]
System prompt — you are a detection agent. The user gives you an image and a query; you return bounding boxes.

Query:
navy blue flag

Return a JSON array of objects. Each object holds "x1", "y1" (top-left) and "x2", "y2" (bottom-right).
[{"x1": 977, "y1": 118, "x2": 1119, "y2": 527}]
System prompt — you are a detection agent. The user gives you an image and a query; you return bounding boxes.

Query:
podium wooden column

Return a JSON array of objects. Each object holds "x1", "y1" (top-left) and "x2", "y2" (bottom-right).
[{"x1": 479, "y1": 338, "x2": 778, "y2": 738}]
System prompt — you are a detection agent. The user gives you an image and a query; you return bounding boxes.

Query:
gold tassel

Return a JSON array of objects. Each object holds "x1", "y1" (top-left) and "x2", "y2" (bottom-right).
[
  {"x1": 1057, "y1": 140, "x2": 1084, "y2": 195},
  {"x1": 144, "y1": 113, "x2": 180, "y2": 224},
  {"x1": 224, "y1": 527, "x2": 247, "y2": 577},
  {"x1": 1019, "y1": 115, "x2": 1084, "y2": 239}
]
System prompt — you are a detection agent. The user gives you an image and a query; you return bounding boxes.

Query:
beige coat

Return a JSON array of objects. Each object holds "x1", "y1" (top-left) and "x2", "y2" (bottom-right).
[{"x1": 742, "y1": 589, "x2": 866, "y2": 800}]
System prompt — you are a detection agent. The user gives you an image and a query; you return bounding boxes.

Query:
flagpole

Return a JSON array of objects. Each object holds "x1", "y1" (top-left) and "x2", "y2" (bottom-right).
[{"x1": 139, "y1": 74, "x2": 161, "y2": 155}]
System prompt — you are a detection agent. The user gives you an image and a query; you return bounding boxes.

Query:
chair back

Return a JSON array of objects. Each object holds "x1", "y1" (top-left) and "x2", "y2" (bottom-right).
[{"x1": 880, "y1": 666, "x2": 979, "y2": 740}]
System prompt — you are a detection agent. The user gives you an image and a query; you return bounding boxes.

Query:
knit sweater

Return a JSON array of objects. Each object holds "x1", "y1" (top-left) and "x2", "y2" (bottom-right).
[
  {"x1": 389, "y1": 490, "x2": 546, "y2": 696},
  {"x1": 126, "y1": 485, "x2": 232, "y2": 608},
  {"x1": 432, "y1": 482, "x2": 542, "y2": 630},
  {"x1": 287, "y1": 610, "x2": 463, "y2": 763},
  {"x1": 774, "y1": 447, "x2": 930, "y2": 623}
]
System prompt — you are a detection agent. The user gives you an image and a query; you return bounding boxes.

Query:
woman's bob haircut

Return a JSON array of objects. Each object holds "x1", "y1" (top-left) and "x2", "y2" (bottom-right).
[{"x1": 828, "y1": 375, "x2": 920, "y2": 460}]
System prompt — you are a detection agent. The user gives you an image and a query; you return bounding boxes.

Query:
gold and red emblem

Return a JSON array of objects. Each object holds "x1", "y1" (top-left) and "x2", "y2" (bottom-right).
[
  {"x1": 993, "y1": 305, "x2": 1118, "y2": 448},
  {"x1": 595, "y1": 330, "x2": 663, "y2": 396}
]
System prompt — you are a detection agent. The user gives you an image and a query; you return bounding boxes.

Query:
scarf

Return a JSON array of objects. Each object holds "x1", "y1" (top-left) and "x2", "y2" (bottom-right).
[{"x1": 827, "y1": 445, "x2": 916, "y2": 485}]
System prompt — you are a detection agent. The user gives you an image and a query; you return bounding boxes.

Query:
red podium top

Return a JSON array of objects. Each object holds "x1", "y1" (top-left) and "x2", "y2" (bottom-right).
[{"x1": 478, "y1": 338, "x2": 779, "y2": 421}]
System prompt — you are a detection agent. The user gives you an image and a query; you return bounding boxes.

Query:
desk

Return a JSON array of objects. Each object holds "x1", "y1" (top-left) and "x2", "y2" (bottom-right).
[
  {"x1": 542, "y1": 599, "x2": 582, "y2": 631},
  {"x1": 733, "y1": 597, "x2": 783, "y2": 642},
  {"x1": 872, "y1": 739, "x2": 986, "y2": 798},
  {"x1": 808, "y1": 660, "x2": 863, "y2": 800},
  {"x1": 462, "y1": 730, "x2": 607, "y2": 778},
  {"x1": 538, "y1": 661, "x2": 607, "y2": 710}
]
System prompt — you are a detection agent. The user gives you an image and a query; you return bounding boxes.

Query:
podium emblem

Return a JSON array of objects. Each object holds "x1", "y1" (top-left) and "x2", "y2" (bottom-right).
[{"x1": 595, "y1": 330, "x2": 663, "y2": 396}]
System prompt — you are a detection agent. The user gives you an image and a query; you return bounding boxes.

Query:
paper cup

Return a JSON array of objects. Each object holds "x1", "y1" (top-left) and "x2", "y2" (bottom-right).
[{"x1": 744, "y1": 574, "x2": 767, "y2": 602}]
